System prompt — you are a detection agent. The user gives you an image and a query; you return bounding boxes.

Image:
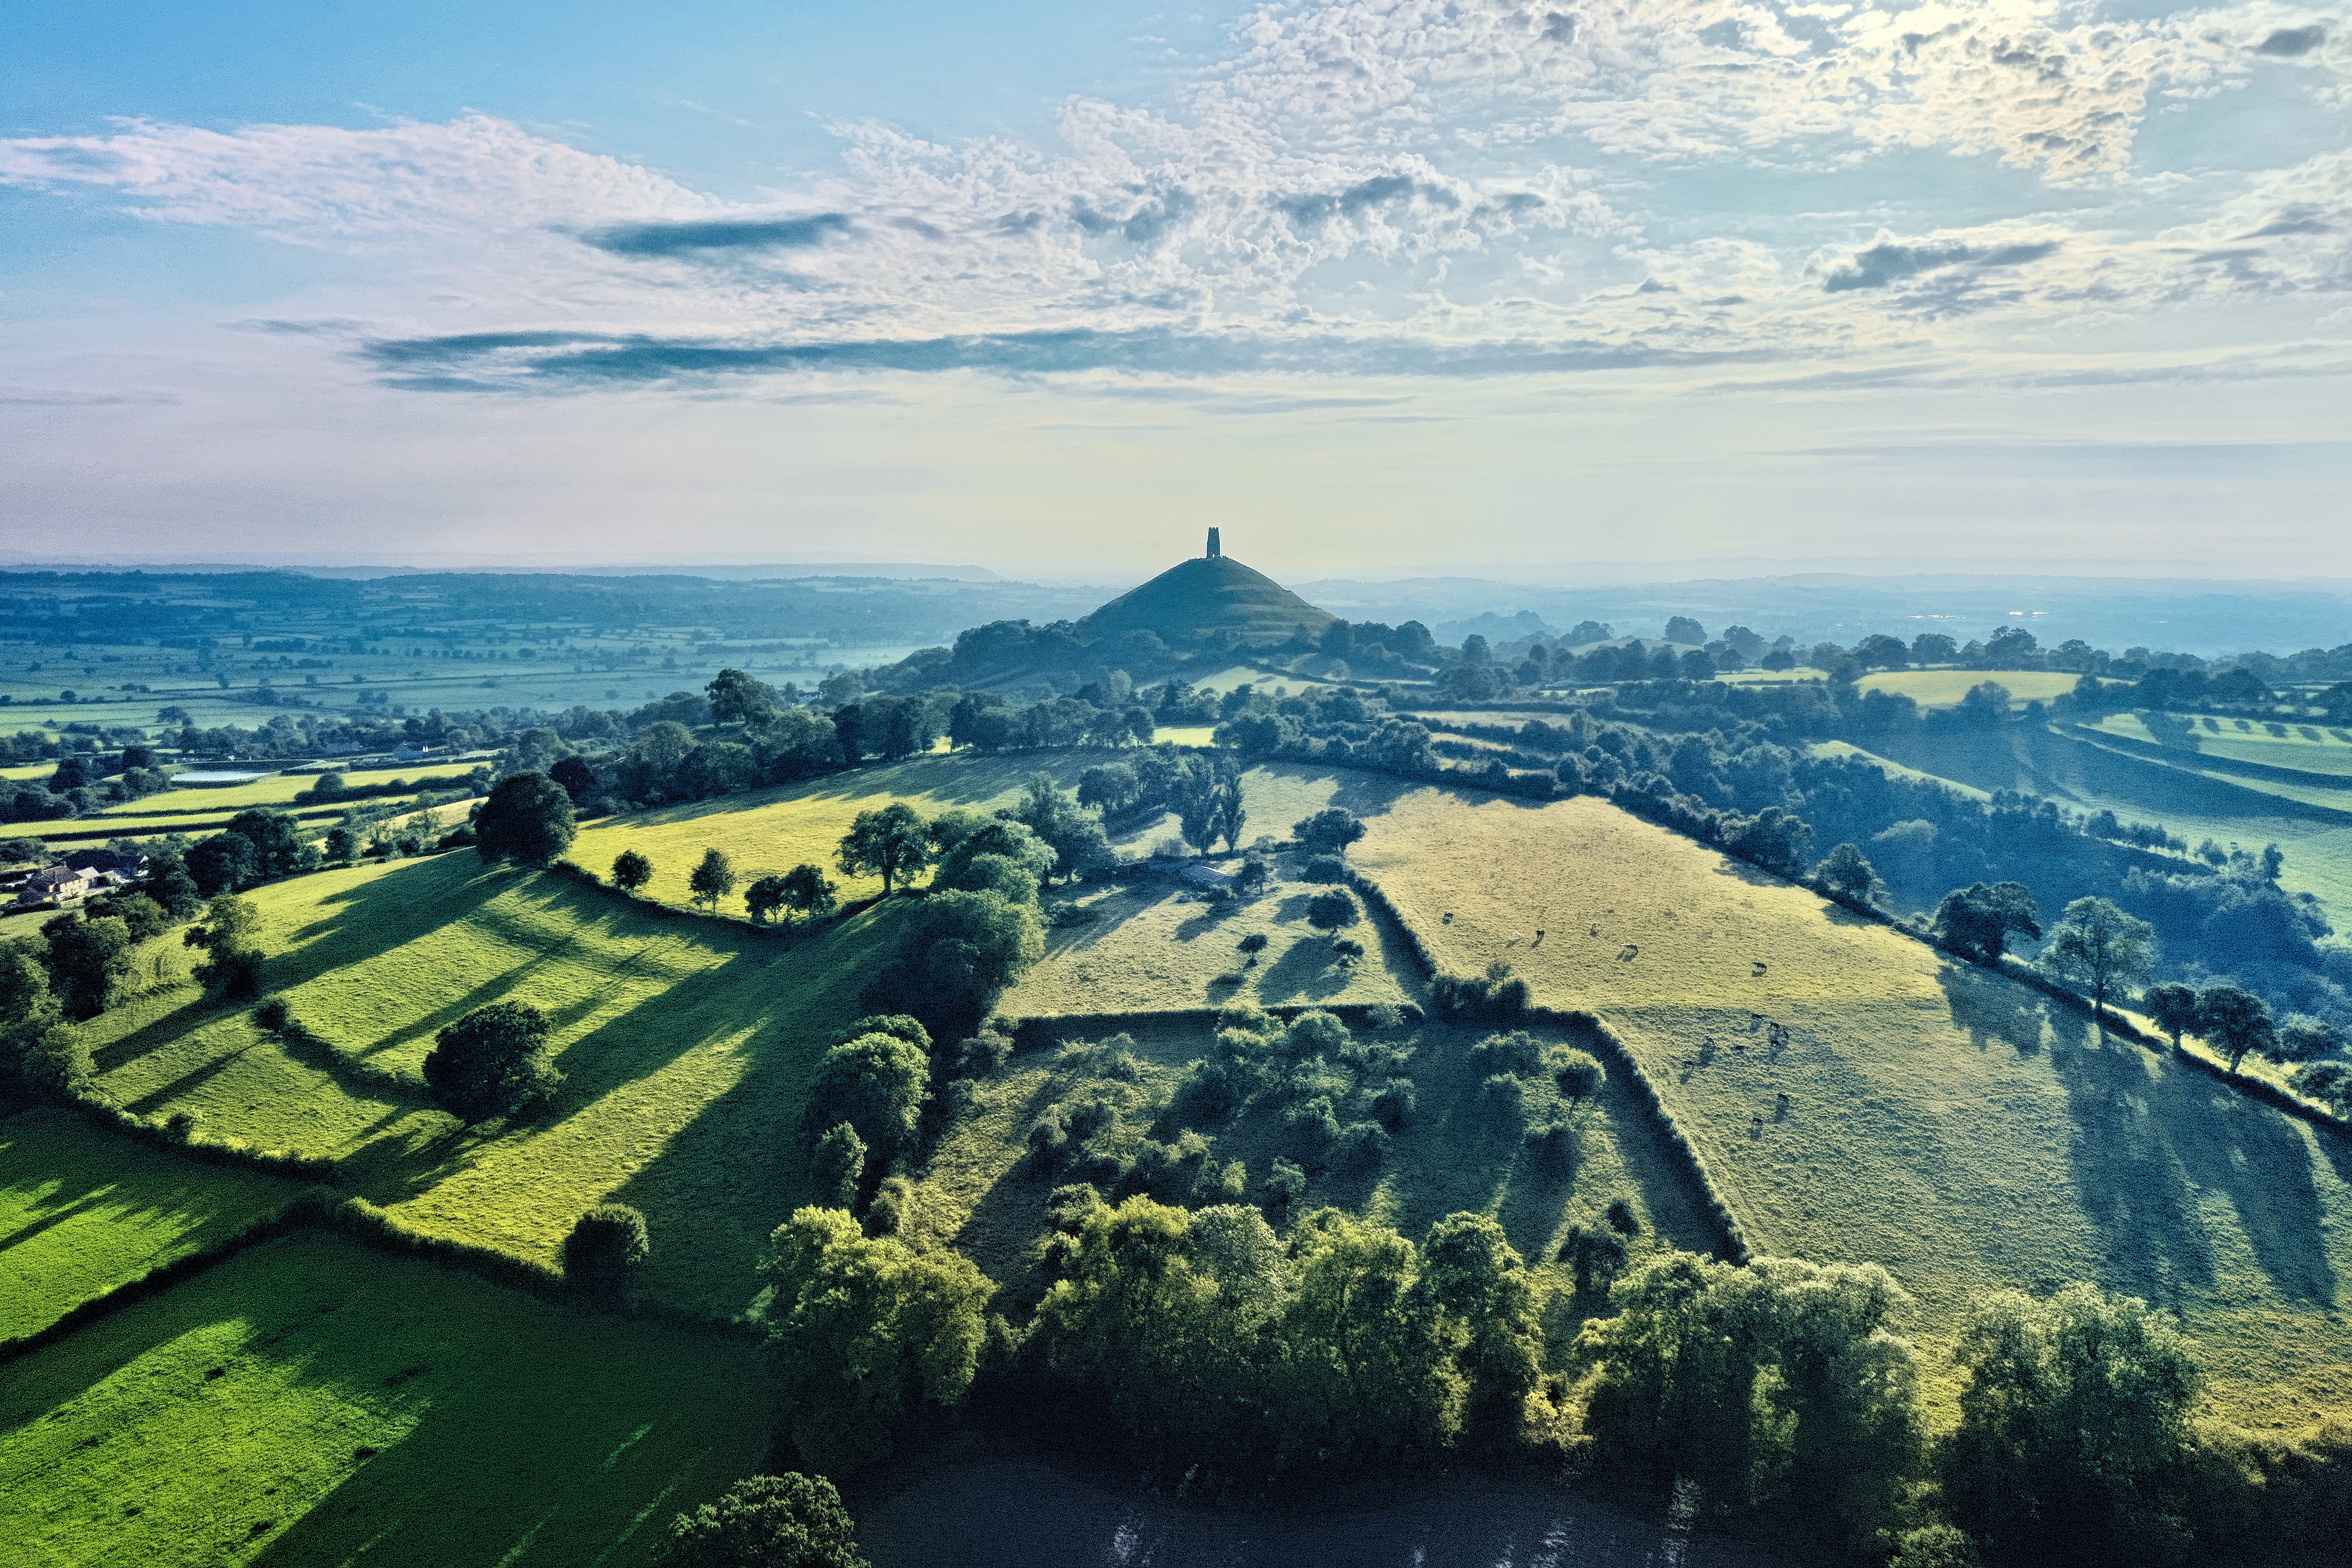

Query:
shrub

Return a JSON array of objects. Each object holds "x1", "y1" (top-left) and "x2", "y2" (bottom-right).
[
  {"x1": 422, "y1": 1001, "x2": 563, "y2": 1122},
  {"x1": 657, "y1": 1472, "x2": 870, "y2": 1568},
  {"x1": 1525, "y1": 1115, "x2": 1578, "y2": 1171},
  {"x1": 1371, "y1": 1078, "x2": 1417, "y2": 1130},
  {"x1": 1333, "y1": 1119, "x2": 1390, "y2": 1166},
  {"x1": 1479, "y1": 1072, "x2": 1528, "y2": 1127},
  {"x1": 1364, "y1": 1001, "x2": 1403, "y2": 1030},
  {"x1": 865, "y1": 1175, "x2": 914, "y2": 1237},
  {"x1": 1432, "y1": 963, "x2": 1529, "y2": 1023},
  {"x1": 1549, "y1": 1046, "x2": 1606, "y2": 1106},
  {"x1": 1262, "y1": 1156, "x2": 1307, "y2": 1214},
  {"x1": 562, "y1": 1204, "x2": 651, "y2": 1289},
  {"x1": 813, "y1": 1122, "x2": 867, "y2": 1207},
  {"x1": 1470, "y1": 1030, "x2": 1546, "y2": 1077},
  {"x1": 251, "y1": 995, "x2": 292, "y2": 1034}
]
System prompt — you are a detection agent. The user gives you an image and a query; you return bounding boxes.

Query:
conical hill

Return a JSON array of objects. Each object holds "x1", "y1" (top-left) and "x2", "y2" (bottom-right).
[{"x1": 1078, "y1": 554, "x2": 1337, "y2": 650}]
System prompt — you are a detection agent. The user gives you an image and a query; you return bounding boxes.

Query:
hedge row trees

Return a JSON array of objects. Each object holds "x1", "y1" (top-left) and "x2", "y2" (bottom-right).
[
  {"x1": 423, "y1": 1000, "x2": 564, "y2": 1122},
  {"x1": 837, "y1": 802, "x2": 929, "y2": 896},
  {"x1": 475, "y1": 770, "x2": 577, "y2": 866},
  {"x1": 2040, "y1": 896, "x2": 2157, "y2": 1026},
  {"x1": 747, "y1": 865, "x2": 839, "y2": 929},
  {"x1": 1812, "y1": 842, "x2": 1887, "y2": 907},
  {"x1": 759, "y1": 1206, "x2": 994, "y2": 1470},
  {"x1": 611, "y1": 848, "x2": 653, "y2": 892},
  {"x1": 1576, "y1": 1252, "x2": 1926, "y2": 1557},
  {"x1": 1932, "y1": 881, "x2": 2043, "y2": 963},
  {"x1": 802, "y1": 1019, "x2": 931, "y2": 1163},
  {"x1": 0, "y1": 941, "x2": 87, "y2": 1098},
  {"x1": 658, "y1": 1473, "x2": 870, "y2": 1568},
  {"x1": 1943, "y1": 1284, "x2": 2202, "y2": 1566},
  {"x1": 690, "y1": 848, "x2": 736, "y2": 913},
  {"x1": 183, "y1": 894, "x2": 264, "y2": 1000}
]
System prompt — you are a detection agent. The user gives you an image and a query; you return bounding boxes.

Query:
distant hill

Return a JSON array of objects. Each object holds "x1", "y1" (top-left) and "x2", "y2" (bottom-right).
[{"x1": 1077, "y1": 553, "x2": 1337, "y2": 650}]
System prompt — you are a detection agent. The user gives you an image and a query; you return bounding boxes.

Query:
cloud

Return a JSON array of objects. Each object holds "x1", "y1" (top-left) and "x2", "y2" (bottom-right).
[
  {"x1": 582, "y1": 212, "x2": 853, "y2": 257},
  {"x1": 2256, "y1": 24, "x2": 2329, "y2": 56},
  {"x1": 1822, "y1": 237, "x2": 2064, "y2": 293}
]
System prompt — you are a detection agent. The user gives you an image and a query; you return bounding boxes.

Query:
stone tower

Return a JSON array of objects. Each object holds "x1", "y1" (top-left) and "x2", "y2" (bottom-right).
[{"x1": 1206, "y1": 527, "x2": 1221, "y2": 558}]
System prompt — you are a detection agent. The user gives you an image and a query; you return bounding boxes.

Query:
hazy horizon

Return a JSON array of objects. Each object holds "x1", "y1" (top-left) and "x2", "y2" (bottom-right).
[{"x1": 6, "y1": 2, "x2": 2350, "y2": 577}]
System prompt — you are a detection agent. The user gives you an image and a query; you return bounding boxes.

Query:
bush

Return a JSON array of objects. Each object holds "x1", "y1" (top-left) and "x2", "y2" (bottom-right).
[
  {"x1": 657, "y1": 1473, "x2": 871, "y2": 1568},
  {"x1": 1479, "y1": 1072, "x2": 1528, "y2": 1127},
  {"x1": 562, "y1": 1204, "x2": 650, "y2": 1289},
  {"x1": 1549, "y1": 1046, "x2": 1605, "y2": 1105},
  {"x1": 865, "y1": 1175, "x2": 914, "y2": 1237},
  {"x1": 813, "y1": 1122, "x2": 866, "y2": 1207},
  {"x1": 1469, "y1": 1029, "x2": 1545, "y2": 1077},
  {"x1": 1431, "y1": 963, "x2": 1529, "y2": 1023},
  {"x1": 422, "y1": 1001, "x2": 563, "y2": 1122},
  {"x1": 1525, "y1": 1115, "x2": 1578, "y2": 1171},
  {"x1": 1558, "y1": 1224, "x2": 1629, "y2": 1293},
  {"x1": 1371, "y1": 1078, "x2": 1417, "y2": 1130},
  {"x1": 1605, "y1": 1197, "x2": 1641, "y2": 1236}
]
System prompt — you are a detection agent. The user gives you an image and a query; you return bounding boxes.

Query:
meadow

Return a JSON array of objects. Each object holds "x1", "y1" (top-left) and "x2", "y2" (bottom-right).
[
  {"x1": 101, "y1": 764, "x2": 481, "y2": 816},
  {"x1": 0, "y1": 1232, "x2": 768, "y2": 1568},
  {"x1": 0, "y1": 1109, "x2": 303, "y2": 1341},
  {"x1": 1337, "y1": 777, "x2": 2352, "y2": 1424},
  {"x1": 74, "y1": 850, "x2": 902, "y2": 1312},
  {"x1": 1856, "y1": 669, "x2": 2087, "y2": 707}
]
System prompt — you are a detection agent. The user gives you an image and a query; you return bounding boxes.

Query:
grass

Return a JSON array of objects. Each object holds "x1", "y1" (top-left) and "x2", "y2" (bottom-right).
[
  {"x1": 0, "y1": 1109, "x2": 304, "y2": 1341},
  {"x1": 1857, "y1": 669, "x2": 2088, "y2": 708},
  {"x1": 1000, "y1": 861, "x2": 1414, "y2": 1017},
  {"x1": 1810, "y1": 741, "x2": 1992, "y2": 801},
  {"x1": 74, "y1": 850, "x2": 903, "y2": 1313},
  {"x1": 1338, "y1": 776, "x2": 2352, "y2": 1426},
  {"x1": 0, "y1": 1231, "x2": 768, "y2": 1568},
  {"x1": 100, "y1": 765, "x2": 478, "y2": 816}
]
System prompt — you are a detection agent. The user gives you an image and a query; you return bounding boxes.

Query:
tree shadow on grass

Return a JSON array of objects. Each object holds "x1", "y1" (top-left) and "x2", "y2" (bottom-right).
[
  {"x1": 2053, "y1": 1026, "x2": 2341, "y2": 1310},
  {"x1": 1936, "y1": 963, "x2": 2050, "y2": 1055},
  {"x1": 1255, "y1": 935, "x2": 1357, "y2": 1004}
]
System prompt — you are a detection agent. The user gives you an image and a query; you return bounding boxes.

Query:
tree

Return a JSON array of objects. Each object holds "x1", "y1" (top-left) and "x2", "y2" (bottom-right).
[
  {"x1": 1932, "y1": 882, "x2": 2043, "y2": 964},
  {"x1": 1854, "y1": 633, "x2": 1911, "y2": 670},
  {"x1": 2040, "y1": 896, "x2": 2157, "y2": 1025},
  {"x1": 612, "y1": 848, "x2": 653, "y2": 891},
  {"x1": 2195, "y1": 983, "x2": 2273, "y2": 1072},
  {"x1": 760, "y1": 1207, "x2": 994, "y2": 1471},
  {"x1": 0, "y1": 940, "x2": 86, "y2": 1098},
  {"x1": 1416, "y1": 1213, "x2": 1544, "y2": 1441},
  {"x1": 2274, "y1": 1013, "x2": 2346, "y2": 1062},
  {"x1": 324, "y1": 826, "x2": 359, "y2": 863},
  {"x1": 779, "y1": 864, "x2": 839, "y2": 925},
  {"x1": 40, "y1": 915, "x2": 134, "y2": 1020},
  {"x1": 706, "y1": 667, "x2": 781, "y2": 730},
  {"x1": 563, "y1": 1204, "x2": 650, "y2": 1291},
  {"x1": 423, "y1": 1000, "x2": 564, "y2": 1122},
  {"x1": 659, "y1": 1473, "x2": 870, "y2": 1568},
  {"x1": 837, "y1": 802, "x2": 930, "y2": 896},
  {"x1": 1549, "y1": 1047, "x2": 1605, "y2": 1109},
  {"x1": 143, "y1": 847, "x2": 202, "y2": 920},
  {"x1": 1292, "y1": 808, "x2": 1367, "y2": 859},
  {"x1": 1812, "y1": 842, "x2": 1886, "y2": 906},
  {"x1": 182, "y1": 894, "x2": 263, "y2": 999},
  {"x1": 813, "y1": 1122, "x2": 866, "y2": 1207},
  {"x1": 185, "y1": 833, "x2": 259, "y2": 897},
  {"x1": 1306, "y1": 888, "x2": 1360, "y2": 942},
  {"x1": 1944, "y1": 1283, "x2": 2200, "y2": 1566},
  {"x1": 1006, "y1": 772, "x2": 1113, "y2": 882},
  {"x1": 689, "y1": 848, "x2": 737, "y2": 913},
  {"x1": 2141, "y1": 981, "x2": 2201, "y2": 1055},
  {"x1": 474, "y1": 771, "x2": 577, "y2": 866},
  {"x1": 549, "y1": 755, "x2": 599, "y2": 805},
  {"x1": 803, "y1": 1032, "x2": 929, "y2": 1157},
  {"x1": 1721, "y1": 807, "x2": 1814, "y2": 879},
  {"x1": 888, "y1": 890, "x2": 1043, "y2": 1028},
  {"x1": 223, "y1": 809, "x2": 310, "y2": 881},
  {"x1": 745, "y1": 875, "x2": 789, "y2": 926}
]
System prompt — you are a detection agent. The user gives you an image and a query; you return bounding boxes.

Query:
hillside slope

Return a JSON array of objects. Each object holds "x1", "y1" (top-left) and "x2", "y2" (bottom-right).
[
  {"x1": 1077, "y1": 554, "x2": 1337, "y2": 649},
  {"x1": 1320, "y1": 776, "x2": 2352, "y2": 1424}
]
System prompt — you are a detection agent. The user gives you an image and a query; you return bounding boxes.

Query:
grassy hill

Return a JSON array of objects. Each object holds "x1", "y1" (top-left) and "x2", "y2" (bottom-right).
[
  {"x1": 0, "y1": 1232, "x2": 766, "y2": 1568},
  {"x1": 1323, "y1": 775, "x2": 2352, "y2": 1426},
  {"x1": 74, "y1": 851, "x2": 902, "y2": 1313},
  {"x1": 1077, "y1": 555, "x2": 1337, "y2": 650},
  {"x1": 0, "y1": 1109, "x2": 304, "y2": 1341}
]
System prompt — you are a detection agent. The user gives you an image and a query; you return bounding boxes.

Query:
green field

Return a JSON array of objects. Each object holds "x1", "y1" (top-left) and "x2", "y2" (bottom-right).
[
  {"x1": 74, "y1": 850, "x2": 900, "y2": 1312},
  {"x1": 101, "y1": 764, "x2": 480, "y2": 817},
  {"x1": 1858, "y1": 669, "x2": 2088, "y2": 708},
  {"x1": 1335, "y1": 776, "x2": 2352, "y2": 1424},
  {"x1": 0, "y1": 1110, "x2": 304, "y2": 1341},
  {"x1": 0, "y1": 1232, "x2": 767, "y2": 1568}
]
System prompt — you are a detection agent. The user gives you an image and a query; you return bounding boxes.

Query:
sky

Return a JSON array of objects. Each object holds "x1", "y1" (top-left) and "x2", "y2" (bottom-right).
[{"x1": 3, "y1": 1, "x2": 2349, "y2": 582}]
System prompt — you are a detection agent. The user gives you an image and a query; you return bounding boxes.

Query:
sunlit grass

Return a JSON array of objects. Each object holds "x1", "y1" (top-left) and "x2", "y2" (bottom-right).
[
  {"x1": 0, "y1": 1108, "x2": 303, "y2": 1341},
  {"x1": 0, "y1": 1232, "x2": 767, "y2": 1568}
]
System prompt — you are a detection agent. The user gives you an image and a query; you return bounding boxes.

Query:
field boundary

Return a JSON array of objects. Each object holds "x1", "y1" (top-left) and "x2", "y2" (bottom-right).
[{"x1": 0, "y1": 1185, "x2": 762, "y2": 1368}]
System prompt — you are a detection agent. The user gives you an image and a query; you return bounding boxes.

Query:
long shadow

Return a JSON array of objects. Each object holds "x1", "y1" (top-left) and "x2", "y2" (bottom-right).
[
  {"x1": 1936, "y1": 963, "x2": 2050, "y2": 1056},
  {"x1": 1255, "y1": 934, "x2": 1352, "y2": 1003},
  {"x1": 2048, "y1": 1027, "x2": 2218, "y2": 1305}
]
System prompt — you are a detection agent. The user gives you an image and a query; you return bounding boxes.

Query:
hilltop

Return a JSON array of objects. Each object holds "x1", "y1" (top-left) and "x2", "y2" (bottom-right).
[{"x1": 1076, "y1": 550, "x2": 1337, "y2": 651}]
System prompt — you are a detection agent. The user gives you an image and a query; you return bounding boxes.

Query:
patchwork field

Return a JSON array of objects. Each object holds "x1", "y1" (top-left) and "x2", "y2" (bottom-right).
[
  {"x1": 74, "y1": 850, "x2": 902, "y2": 1312},
  {"x1": 0, "y1": 1109, "x2": 304, "y2": 1341},
  {"x1": 101, "y1": 764, "x2": 481, "y2": 816},
  {"x1": 0, "y1": 1232, "x2": 768, "y2": 1568},
  {"x1": 1340, "y1": 778, "x2": 2352, "y2": 1424}
]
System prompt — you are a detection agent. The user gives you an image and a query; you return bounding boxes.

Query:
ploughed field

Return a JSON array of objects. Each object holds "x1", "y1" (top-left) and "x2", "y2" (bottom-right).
[{"x1": 1341, "y1": 778, "x2": 2352, "y2": 1424}]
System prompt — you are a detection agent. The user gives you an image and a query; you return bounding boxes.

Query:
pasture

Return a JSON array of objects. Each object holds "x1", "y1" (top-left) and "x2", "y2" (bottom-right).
[
  {"x1": 0, "y1": 1110, "x2": 303, "y2": 1341},
  {"x1": 100, "y1": 764, "x2": 480, "y2": 816},
  {"x1": 0, "y1": 1232, "x2": 767, "y2": 1568},
  {"x1": 1339, "y1": 778, "x2": 2352, "y2": 1424},
  {"x1": 1857, "y1": 669, "x2": 2087, "y2": 708},
  {"x1": 75, "y1": 850, "x2": 902, "y2": 1312}
]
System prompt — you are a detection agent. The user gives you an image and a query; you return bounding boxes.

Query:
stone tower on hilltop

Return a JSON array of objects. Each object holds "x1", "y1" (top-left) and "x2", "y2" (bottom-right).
[{"x1": 1206, "y1": 527, "x2": 1221, "y2": 558}]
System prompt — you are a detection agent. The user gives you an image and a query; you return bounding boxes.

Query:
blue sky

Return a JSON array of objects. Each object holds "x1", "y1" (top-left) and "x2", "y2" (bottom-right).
[{"x1": 3, "y1": 1, "x2": 2348, "y2": 580}]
